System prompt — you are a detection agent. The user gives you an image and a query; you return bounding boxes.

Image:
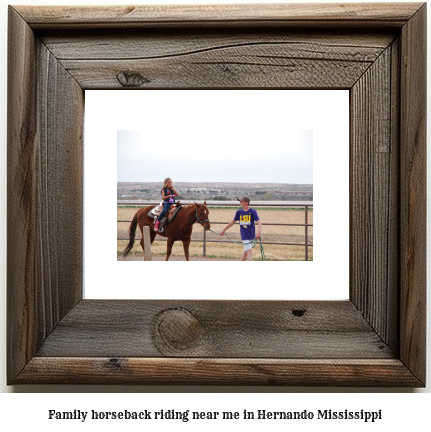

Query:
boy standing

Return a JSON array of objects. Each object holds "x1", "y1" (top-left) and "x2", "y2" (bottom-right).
[{"x1": 220, "y1": 196, "x2": 262, "y2": 261}]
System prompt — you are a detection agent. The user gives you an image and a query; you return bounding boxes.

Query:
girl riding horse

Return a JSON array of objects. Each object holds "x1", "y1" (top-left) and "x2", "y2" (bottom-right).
[
  {"x1": 123, "y1": 201, "x2": 211, "y2": 261},
  {"x1": 155, "y1": 177, "x2": 179, "y2": 232}
]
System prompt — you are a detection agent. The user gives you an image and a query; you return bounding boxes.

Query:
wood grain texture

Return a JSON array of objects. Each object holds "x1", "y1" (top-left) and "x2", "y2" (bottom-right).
[
  {"x1": 15, "y1": 3, "x2": 423, "y2": 29},
  {"x1": 36, "y1": 300, "x2": 393, "y2": 359},
  {"x1": 7, "y1": 6, "x2": 38, "y2": 381},
  {"x1": 350, "y1": 43, "x2": 399, "y2": 348},
  {"x1": 7, "y1": 6, "x2": 83, "y2": 383},
  {"x1": 15, "y1": 358, "x2": 423, "y2": 386},
  {"x1": 51, "y1": 31, "x2": 394, "y2": 89},
  {"x1": 35, "y1": 40, "x2": 84, "y2": 333},
  {"x1": 399, "y1": 3, "x2": 427, "y2": 385},
  {"x1": 41, "y1": 31, "x2": 395, "y2": 60},
  {"x1": 7, "y1": 3, "x2": 427, "y2": 386},
  {"x1": 40, "y1": 30, "x2": 395, "y2": 89}
]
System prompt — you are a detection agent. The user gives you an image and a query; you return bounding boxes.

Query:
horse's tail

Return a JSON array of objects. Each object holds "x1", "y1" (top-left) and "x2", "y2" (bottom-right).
[{"x1": 123, "y1": 213, "x2": 139, "y2": 258}]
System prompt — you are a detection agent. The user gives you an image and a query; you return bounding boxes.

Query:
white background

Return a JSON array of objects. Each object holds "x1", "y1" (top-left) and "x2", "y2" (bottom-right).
[
  {"x1": 0, "y1": 0, "x2": 430, "y2": 427},
  {"x1": 84, "y1": 90, "x2": 349, "y2": 300}
]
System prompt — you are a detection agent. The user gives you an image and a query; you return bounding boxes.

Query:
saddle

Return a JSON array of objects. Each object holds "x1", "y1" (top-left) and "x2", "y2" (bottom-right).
[{"x1": 148, "y1": 202, "x2": 182, "y2": 230}]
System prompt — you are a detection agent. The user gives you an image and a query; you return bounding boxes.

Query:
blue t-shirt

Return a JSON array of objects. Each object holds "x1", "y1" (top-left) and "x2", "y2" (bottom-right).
[{"x1": 234, "y1": 208, "x2": 260, "y2": 241}]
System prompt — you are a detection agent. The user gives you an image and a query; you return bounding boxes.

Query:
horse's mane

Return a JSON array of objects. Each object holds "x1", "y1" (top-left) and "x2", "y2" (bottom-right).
[{"x1": 185, "y1": 203, "x2": 206, "y2": 209}]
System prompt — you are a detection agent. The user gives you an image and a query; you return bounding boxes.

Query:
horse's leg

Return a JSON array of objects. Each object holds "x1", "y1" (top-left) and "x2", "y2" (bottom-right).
[
  {"x1": 150, "y1": 230, "x2": 156, "y2": 244},
  {"x1": 182, "y1": 238, "x2": 191, "y2": 261},
  {"x1": 165, "y1": 236, "x2": 175, "y2": 261}
]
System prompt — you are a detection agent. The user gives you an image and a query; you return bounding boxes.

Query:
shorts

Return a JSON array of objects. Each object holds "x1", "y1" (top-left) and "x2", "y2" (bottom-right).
[{"x1": 243, "y1": 240, "x2": 253, "y2": 252}]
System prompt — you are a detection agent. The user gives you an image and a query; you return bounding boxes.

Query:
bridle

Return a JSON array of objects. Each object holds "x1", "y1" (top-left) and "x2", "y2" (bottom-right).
[{"x1": 195, "y1": 205, "x2": 210, "y2": 227}]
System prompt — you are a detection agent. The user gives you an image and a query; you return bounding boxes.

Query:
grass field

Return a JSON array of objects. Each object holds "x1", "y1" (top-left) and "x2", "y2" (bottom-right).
[{"x1": 117, "y1": 206, "x2": 313, "y2": 261}]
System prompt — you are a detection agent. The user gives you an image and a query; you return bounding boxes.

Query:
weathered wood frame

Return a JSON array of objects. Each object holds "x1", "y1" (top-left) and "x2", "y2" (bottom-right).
[{"x1": 7, "y1": 4, "x2": 426, "y2": 386}]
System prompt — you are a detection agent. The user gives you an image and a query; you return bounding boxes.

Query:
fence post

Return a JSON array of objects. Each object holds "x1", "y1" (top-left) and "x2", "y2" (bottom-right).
[
  {"x1": 143, "y1": 226, "x2": 152, "y2": 261},
  {"x1": 305, "y1": 205, "x2": 309, "y2": 261},
  {"x1": 203, "y1": 229, "x2": 207, "y2": 257}
]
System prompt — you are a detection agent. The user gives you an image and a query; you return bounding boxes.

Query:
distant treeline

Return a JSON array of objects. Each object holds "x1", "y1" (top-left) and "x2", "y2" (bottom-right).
[{"x1": 117, "y1": 183, "x2": 313, "y2": 201}]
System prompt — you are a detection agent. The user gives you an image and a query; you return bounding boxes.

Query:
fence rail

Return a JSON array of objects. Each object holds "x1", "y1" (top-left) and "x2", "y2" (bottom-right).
[{"x1": 117, "y1": 201, "x2": 313, "y2": 260}]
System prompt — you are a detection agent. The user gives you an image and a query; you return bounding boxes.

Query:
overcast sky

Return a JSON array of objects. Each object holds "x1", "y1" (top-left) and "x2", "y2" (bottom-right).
[{"x1": 116, "y1": 91, "x2": 313, "y2": 184}]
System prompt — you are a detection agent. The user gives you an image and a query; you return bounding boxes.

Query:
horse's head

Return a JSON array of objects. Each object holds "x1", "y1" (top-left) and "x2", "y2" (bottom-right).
[{"x1": 195, "y1": 201, "x2": 211, "y2": 231}]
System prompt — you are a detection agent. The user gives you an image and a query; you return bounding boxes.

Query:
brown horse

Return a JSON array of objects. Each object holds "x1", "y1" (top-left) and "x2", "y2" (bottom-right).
[{"x1": 122, "y1": 202, "x2": 211, "y2": 261}]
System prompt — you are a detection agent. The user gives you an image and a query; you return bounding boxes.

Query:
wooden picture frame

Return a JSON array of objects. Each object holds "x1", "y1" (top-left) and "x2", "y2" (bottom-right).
[{"x1": 7, "y1": 3, "x2": 426, "y2": 386}]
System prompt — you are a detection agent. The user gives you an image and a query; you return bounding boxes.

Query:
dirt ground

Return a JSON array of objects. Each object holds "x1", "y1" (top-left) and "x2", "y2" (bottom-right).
[
  {"x1": 117, "y1": 206, "x2": 313, "y2": 261},
  {"x1": 117, "y1": 254, "x2": 238, "y2": 261}
]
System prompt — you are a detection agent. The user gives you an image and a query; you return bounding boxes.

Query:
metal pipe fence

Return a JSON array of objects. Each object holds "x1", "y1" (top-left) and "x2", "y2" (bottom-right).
[{"x1": 117, "y1": 201, "x2": 313, "y2": 260}]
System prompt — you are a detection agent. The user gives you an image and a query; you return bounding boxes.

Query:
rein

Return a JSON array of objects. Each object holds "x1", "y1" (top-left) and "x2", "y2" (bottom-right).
[{"x1": 210, "y1": 229, "x2": 266, "y2": 261}]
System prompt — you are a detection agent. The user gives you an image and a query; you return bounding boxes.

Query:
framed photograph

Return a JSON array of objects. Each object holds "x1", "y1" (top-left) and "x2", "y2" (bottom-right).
[
  {"x1": 112, "y1": 90, "x2": 317, "y2": 266},
  {"x1": 85, "y1": 89, "x2": 349, "y2": 300},
  {"x1": 7, "y1": 3, "x2": 426, "y2": 386}
]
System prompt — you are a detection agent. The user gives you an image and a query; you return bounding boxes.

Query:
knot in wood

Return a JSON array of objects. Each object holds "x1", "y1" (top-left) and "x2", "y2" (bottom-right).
[
  {"x1": 108, "y1": 358, "x2": 123, "y2": 369},
  {"x1": 292, "y1": 308, "x2": 306, "y2": 317},
  {"x1": 116, "y1": 71, "x2": 150, "y2": 87},
  {"x1": 155, "y1": 308, "x2": 203, "y2": 351}
]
